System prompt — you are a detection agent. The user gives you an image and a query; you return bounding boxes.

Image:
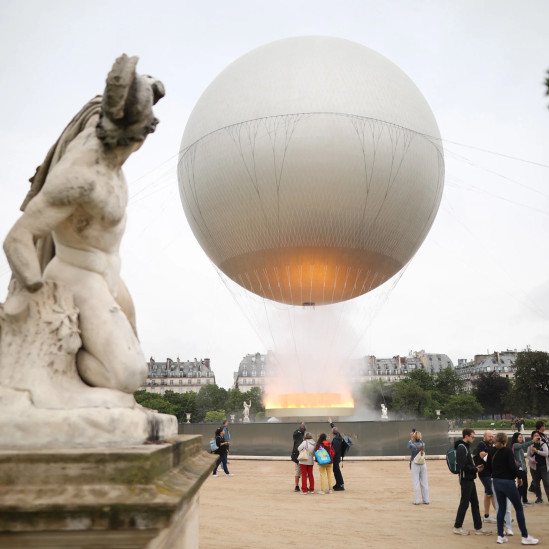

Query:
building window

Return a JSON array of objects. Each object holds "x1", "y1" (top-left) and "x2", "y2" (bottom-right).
[
  {"x1": 252, "y1": 379, "x2": 256, "y2": 384},
  {"x1": 197, "y1": 379, "x2": 201, "y2": 385},
  {"x1": 243, "y1": 378, "x2": 247, "y2": 384},
  {"x1": 188, "y1": 380, "x2": 192, "y2": 385}
]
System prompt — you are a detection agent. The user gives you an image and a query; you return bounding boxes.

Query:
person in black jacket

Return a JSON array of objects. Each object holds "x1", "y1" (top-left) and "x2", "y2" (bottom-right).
[
  {"x1": 329, "y1": 417, "x2": 344, "y2": 491},
  {"x1": 212, "y1": 427, "x2": 233, "y2": 477},
  {"x1": 453, "y1": 428, "x2": 492, "y2": 536},
  {"x1": 491, "y1": 432, "x2": 539, "y2": 545},
  {"x1": 291, "y1": 422, "x2": 306, "y2": 492}
]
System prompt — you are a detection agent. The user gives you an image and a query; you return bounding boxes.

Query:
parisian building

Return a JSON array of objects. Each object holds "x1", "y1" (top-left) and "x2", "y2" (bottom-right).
[
  {"x1": 233, "y1": 349, "x2": 454, "y2": 389},
  {"x1": 233, "y1": 351, "x2": 277, "y2": 392},
  {"x1": 346, "y1": 350, "x2": 454, "y2": 385},
  {"x1": 139, "y1": 357, "x2": 215, "y2": 395},
  {"x1": 454, "y1": 350, "x2": 518, "y2": 392}
]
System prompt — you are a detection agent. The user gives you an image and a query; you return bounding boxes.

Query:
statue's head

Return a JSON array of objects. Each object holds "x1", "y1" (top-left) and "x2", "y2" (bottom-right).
[{"x1": 96, "y1": 54, "x2": 165, "y2": 148}]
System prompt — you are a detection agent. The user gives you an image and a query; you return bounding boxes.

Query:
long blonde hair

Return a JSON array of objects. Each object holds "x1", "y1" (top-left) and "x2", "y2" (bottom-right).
[{"x1": 412, "y1": 431, "x2": 422, "y2": 442}]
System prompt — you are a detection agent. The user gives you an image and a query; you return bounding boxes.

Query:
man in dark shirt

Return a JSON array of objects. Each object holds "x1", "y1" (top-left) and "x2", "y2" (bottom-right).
[
  {"x1": 291, "y1": 422, "x2": 306, "y2": 492},
  {"x1": 474, "y1": 430, "x2": 497, "y2": 523},
  {"x1": 453, "y1": 428, "x2": 492, "y2": 536},
  {"x1": 329, "y1": 417, "x2": 345, "y2": 491}
]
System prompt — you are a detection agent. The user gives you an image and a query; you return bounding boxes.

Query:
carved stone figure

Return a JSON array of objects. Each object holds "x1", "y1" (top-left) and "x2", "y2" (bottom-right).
[
  {"x1": 381, "y1": 403, "x2": 388, "y2": 420},
  {"x1": 243, "y1": 401, "x2": 251, "y2": 423},
  {"x1": 0, "y1": 55, "x2": 175, "y2": 448}
]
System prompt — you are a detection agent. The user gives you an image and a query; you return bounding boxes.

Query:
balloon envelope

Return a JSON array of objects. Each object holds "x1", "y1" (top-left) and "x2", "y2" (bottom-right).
[{"x1": 178, "y1": 36, "x2": 444, "y2": 305}]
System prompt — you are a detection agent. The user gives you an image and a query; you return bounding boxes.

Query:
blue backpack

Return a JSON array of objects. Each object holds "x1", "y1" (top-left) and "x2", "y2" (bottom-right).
[
  {"x1": 210, "y1": 438, "x2": 219, "y2": 453},
  {"x1": 446, "y1": 443, "x2": 466, "y2": 474},
  {"x1": 315, "y1": 447, "x2": 331, "y2": 465}
]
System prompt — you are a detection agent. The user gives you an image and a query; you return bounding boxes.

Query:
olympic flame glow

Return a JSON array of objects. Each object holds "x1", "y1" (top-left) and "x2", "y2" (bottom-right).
[{"x1": 265, "y1": 392, "x2": 354, "y2": 410}]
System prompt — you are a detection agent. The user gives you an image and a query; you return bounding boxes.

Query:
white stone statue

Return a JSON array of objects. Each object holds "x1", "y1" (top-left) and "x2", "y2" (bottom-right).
[
  {"x1": 243, "y1": 401, "x2": 251, "y2": 423},
  {"x1": 0, "y1": 54, "x2": 176, "y2": 449},
  {"x1": 381, "y1": 403, "x2": 388, "y2": 420}
]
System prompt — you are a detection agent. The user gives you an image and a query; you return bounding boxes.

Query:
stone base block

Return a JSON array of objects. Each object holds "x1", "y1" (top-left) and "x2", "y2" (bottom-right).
[{"x1": 0, "y1": 435, "x2": 217, "y2": 548}]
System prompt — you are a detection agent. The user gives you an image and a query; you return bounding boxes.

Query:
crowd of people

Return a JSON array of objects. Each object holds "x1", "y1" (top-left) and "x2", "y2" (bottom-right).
[
  {"x1": 451, "y1": 421, "x2": 548, "y2": 545},
  {"x1": 210, "y1": 415, "x2": 546, "y2": 545},
  {"x1": 291, "y1": 417, "x2": 345, "y2": 494}
]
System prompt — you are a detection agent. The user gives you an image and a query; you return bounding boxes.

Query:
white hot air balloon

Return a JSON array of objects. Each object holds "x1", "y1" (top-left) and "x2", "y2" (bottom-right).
[{"x1": 178, "y1": 36, "x2": 444, "y2": 308}]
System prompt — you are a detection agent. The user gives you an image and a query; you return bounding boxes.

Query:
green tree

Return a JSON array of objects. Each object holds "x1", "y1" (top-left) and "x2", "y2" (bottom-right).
[
  {"x1": 226, "y1": 388, "x2": 247, "y2": 414},
  {"x1": 163, "y1": 390, "x2": 197, "y2": 422},
  {"x1": 407, "y1": 369, "x2": 435, "y2": 392},
  {"x1": 204, "y1": 410, "x2": 227, "y2": 423},
  {"x1": 195, "y1": 385, "x2": 229, "y2": 422},
  {"x1": 514, "y1": 351, "x2": 549, "y2": 400},
  {"x1": 444, "y1": 393, "x2": 483, "y2": 421},
  {"x1": 134, "y1": 390, "x2": 177, "y2": 416},
  {"x1": 245, "y1": 387, "x2": 265, "y2": 414},
  {"x1": 435, "y1": 367, "x2": 464, "y2": 396},
  {"x1": 473, "y1": 371, "x2": 511, "y2": 418},
  {"x1": 355, "y1": 379, "x2": 392, "y2": 410},
  {"x1": 391, "y1": 380, "x2": 428, "y2": 417}
]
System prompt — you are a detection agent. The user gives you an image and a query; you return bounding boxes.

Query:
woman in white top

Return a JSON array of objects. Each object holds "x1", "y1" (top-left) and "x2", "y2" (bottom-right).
[{"x1": 297, "y1": 432, "x2": 316, "y2": 494}]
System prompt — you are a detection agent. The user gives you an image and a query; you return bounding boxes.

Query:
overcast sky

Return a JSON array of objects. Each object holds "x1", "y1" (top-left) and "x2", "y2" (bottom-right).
[{"x1": 1, "y1": 0, "x2": 548, "y2": 389}]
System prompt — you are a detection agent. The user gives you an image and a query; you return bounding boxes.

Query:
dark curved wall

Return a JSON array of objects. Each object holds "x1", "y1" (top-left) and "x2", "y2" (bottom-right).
[{"x1": 179, "y1": 420, "x2": 449, "y2": 456}]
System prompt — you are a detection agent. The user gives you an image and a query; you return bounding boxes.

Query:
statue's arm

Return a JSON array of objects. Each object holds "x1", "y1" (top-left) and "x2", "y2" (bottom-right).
[{"x1": 4, "y1": 176, "x2": 77, "y2": 291}]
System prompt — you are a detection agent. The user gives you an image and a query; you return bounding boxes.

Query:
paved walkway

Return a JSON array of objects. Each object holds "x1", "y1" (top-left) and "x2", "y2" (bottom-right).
[{"x1": 199, "y1": 459, "x2": 546, "y2": 549}]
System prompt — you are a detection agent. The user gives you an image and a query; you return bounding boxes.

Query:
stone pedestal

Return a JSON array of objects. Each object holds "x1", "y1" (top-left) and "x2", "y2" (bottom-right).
[{"x1": 0, "y1": 435, "x2": 216, "y2": 548}]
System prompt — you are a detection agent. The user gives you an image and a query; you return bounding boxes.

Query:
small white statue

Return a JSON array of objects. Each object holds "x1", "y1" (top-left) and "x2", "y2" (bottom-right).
[
  {"x1": 243, "y1": 400, "x2": 251, "y2": 423},
  {"x1": 381, "y1": 403, "x2": 388, "y2": 420}
]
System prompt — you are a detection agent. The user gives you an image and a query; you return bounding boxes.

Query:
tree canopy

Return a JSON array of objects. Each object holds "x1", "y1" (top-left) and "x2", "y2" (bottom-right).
[{"x1": 473, "y1": 371, "x2": 512, "y2": 418}]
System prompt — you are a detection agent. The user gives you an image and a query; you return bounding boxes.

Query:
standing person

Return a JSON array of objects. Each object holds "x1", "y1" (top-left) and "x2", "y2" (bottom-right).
[
  {"x1": 328, "y1": 417, "x2": 344, "y2": 491},
  {"x1": 453, "y1": 428, "x2": 492, "y2": 536},
  {"x1": 222, "y1": 419, "x2": 231, "y2": 455},
  {"x1": 407, "y1": 430, "x2": 430, "y2": 505},
  {"x1": 212, "y1": 428, "x2": 233, "y2": 477},
  {"x1": 491, "y1": 432, "x2": 539, "y2": 545},
  {"x1": 535, "y1": 420, "x2": 548, "y2": 444},
  {"x1": 297, "y1": 432, "x2": 316, "y2": 494},
  {"x1": 291, "y1": 422, "x2": 306, "y2": 492},
  {"x1": 511, "y1": 432, "x2": 534, "y2": 506},
  {"x1": 474, "y1": 430, "x2": 497, "y2": 523},
  {"x1": 529, "y1": 430, "x2": 549, "y2": 503},
  {"x1": 314, "y1": 433, "x2": 335, "y2": 494}
]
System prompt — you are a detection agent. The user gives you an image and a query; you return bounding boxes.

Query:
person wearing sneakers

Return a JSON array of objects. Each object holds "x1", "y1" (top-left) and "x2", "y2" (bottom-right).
[
  {"x1": 314, "y1": 433, "x2": 335, "y2": 495},
  {"x1": 297, "y1": 432, "x2": 316, "y2": 494},
  {"x1": 291, "y1": 422, "x2": 306, "y2": 492},
  {"x1": 474, "y1": 430, "x2": 497, "y2": 524},
  {"x1": 491, "y1": 432, "x2": 539, "y2": 545},
  {"x1": 407, "y1": 430, "x2": 430, "y2": 505},
  {"x1": 212, "y1": 427, "x2": 233, "y2": 478},
  {"x1": 453, "y1": 428, "x2": 492, "y2": 536},
  {"x1": 328, "y1": 417, "x2": 345, "y2": 491},
  {"x1": 529, "y1": 430, "x2": 549, "y2": 503}
]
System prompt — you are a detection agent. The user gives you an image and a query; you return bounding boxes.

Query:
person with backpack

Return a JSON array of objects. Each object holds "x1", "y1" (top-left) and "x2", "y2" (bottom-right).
[
  {"x1": 407, "y1": 430, "x2": 429, "y2": 505},
  {"x1": 491, "y1": 432, "x2": 539, "y2": 545},
  {"x1": 291, "y1": 421, "x2": 306, "y2": 492},
  {"x1": 314, "y1": 433, "x2": 335, "y2": 494},
  {"x1": 212, "y1": 427, "x2": 233, "y2": 477},
  {"x1": 453, "y1": 428, "x2": 492, "y2": 536},
  {"x1": 329, "y1": 417, "x2": 345, "y2": 491}
]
